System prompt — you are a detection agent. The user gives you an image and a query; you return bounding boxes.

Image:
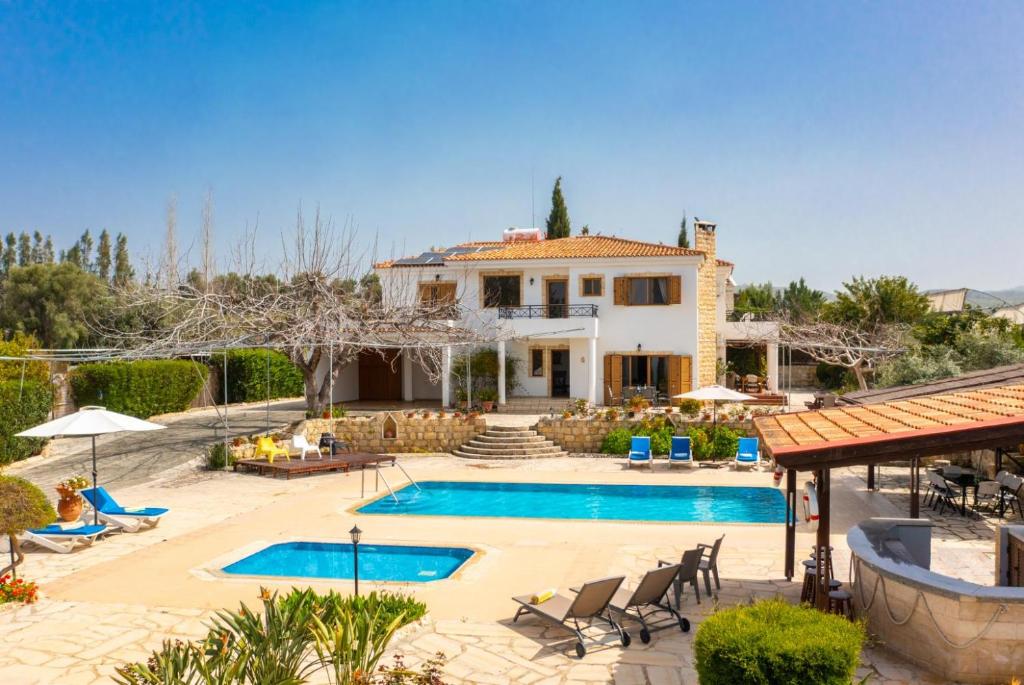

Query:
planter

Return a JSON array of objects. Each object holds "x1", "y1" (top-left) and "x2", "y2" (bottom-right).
[
  {"x1": 57, "y1": 494, "x2": 83, "y2": 523},
  {"x1": 482, "y1": 401, "x2": 494, "y2": 413}
]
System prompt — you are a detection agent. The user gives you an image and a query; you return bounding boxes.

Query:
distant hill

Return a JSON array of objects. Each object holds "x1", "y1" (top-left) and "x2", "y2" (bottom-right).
[{"x1": 966, "y1": 287, "x2": 1024, "y2": 309}]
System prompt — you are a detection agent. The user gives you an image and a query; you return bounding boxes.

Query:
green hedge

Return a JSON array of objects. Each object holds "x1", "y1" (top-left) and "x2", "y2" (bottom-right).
[
  {"x1": 209, "y1": 349, "x2": 304, "y2": 404},
  {"x1": 0, "y1": 381, "x2": 53, "y2": 465},
  {"x1": 600, "y1": 421, "x2": 742, "y2": 458},
  {"x1": 71, "y1": 360, "x2": 207, "y2": 419},
  {"x1": 694, "y1": 599, "x2": 864, "y2": 685}
]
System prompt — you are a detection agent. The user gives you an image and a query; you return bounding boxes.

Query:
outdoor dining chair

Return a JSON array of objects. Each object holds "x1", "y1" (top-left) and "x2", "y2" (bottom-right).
[
  {"x1": 973, "y1": 480, "x2": 1003, "y2": 515},
  {"x1": 658, "y1": 547, "x2": 703, "y2": 605},
  {"x1": 696, "y1": 534, "x2": 725, "y2": 595}
]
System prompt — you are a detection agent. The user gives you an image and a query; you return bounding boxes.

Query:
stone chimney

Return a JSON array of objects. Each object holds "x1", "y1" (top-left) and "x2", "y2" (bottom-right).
[{"x1": 694, "y1": 218, "x2": 718, "y2": 388}]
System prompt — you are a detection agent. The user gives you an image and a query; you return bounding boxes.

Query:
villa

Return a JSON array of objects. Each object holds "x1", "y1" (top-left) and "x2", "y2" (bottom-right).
[{"x1": 328, "y1": 221, "x2": 781, "y2": 409}]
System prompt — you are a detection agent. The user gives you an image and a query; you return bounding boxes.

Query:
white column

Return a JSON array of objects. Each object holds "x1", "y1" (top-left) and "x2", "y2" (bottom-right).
[
  {"x1": 441, "y1": 346, "x2": 452, "y2": 407},
  {"x1": 401, "y1": 351, "x2": 414, "y2": 402},
  {"x1": 497, "y1": 340, "x2": 507, "y2": 405},
  {"x1": 767, "y1": 342, "x2": 779, "y2": 393},
  {"x1": 588, "y1": 336, "x2": 598, "y2": 405},
  {"x1": 465, "y1": 350, "x2": 472, "y2": 408}
]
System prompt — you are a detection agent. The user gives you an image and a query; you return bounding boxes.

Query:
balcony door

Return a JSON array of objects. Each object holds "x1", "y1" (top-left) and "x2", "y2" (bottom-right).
[
  {"x1": 550, "y1": 349, "x2": 570, "y2": 397},
  {"x1": 546, "y1": 278, "x2": 568, "y2": 318}
]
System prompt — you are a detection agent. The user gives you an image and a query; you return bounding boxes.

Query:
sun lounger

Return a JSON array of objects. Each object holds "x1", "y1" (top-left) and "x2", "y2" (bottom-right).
[
  {"x1": 627, "y1": 436, "x2": 653, "y2": 470},
  {"x1": 734, "y1": 437, "x2": 760, "y2": 469},
  {"x1": 669, "y1": 436, "x2": 693, "y2": 468},
  {"x1": 513, "y1": 576, "x2": 629, "y2": 658},
  {"x1": 603, "y1": 564, "x2": 690, "y2": 643},
  {"x1": 21, "y1": 523, "x2": 108, "y2": 554},
  {"x1": 81, "y1": 487, "x2": 168, "y2": 532}
]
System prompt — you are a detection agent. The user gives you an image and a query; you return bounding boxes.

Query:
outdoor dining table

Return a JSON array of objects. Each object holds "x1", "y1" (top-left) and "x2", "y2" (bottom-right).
[{"x1": 934, "y1": 467, "x2": 983, "y2": 517}]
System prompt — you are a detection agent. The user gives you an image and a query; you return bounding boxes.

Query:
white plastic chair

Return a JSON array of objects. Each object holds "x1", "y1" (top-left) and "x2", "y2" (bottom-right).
[{"x1": 291, "y1": 435, "x2": 320, "y2": 460}]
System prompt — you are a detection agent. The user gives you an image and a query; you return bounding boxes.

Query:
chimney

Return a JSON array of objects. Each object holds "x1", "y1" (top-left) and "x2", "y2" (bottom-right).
[{"x1": 694, "y1": 218, "x2": 718, "y2": 388}]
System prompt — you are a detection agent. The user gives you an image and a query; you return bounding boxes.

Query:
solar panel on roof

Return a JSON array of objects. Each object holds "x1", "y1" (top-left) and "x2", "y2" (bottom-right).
[{"x1": 390, "y1": 243, "x2": 502, "y2": 266}]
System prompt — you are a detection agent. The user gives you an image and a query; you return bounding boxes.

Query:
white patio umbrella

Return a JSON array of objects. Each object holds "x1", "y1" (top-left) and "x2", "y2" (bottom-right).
[
  {"x1": 673, "y1": 385, "x2": 754, "y2": 429},
  {"x1": 16, "y1": 406, "x2": 165, "y2": 525}
]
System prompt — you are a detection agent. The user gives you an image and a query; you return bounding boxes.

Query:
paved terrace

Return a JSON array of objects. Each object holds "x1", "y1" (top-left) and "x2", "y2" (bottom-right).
[{"x1": 0, "y1": 445, "x2": 981, "y2": 685}]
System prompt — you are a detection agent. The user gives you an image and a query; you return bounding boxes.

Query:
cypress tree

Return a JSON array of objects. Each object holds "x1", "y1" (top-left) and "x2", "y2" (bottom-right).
[
  {"x1": 97, "y1": 229, "x2": 112, "y2": 281},
  {"x1": 79, "y1": 229, "x2": 94, "y2": 272},
  {"x1": 678, "y1": 213, "x2": 690, "y2": 248},
  {"x1": 545, "y1": 177, "x2": 571, "y2": 239},
  {"x1": 43, "y1": 236, "x2": 55, "y2": 263},
  {"x1": 31, "y1": 231, "x2": 44, "y2": 263},
  {"x1": 113, "y1": 233, "x2": 134, "y2": 285},
  {"x1": 17, "y1": 232, "x2": 31, "y2": 266},
  {"x1": 3, "y1": 234, "x2": 16, "y2": 274}
]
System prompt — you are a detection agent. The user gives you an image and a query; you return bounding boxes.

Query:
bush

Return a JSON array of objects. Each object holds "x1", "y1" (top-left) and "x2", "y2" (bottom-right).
[
  {"x1": 694, "y1": 598, "x2": 864, "y2": 685},
  {"x1": 600, "y1": 428, "x2": 633, "y2": 454},
  {"x1": 676, "y1": 398, "x2": 701, "y2": 416},
  {"x1": 688, "y1": 426, "x2": 711, "y2": 460},
  {"x1": 71, "y1": 360, "x2": 207, "y2": 419},
  {"x1": 0, "y1": 574, "x2": 40, "y2": 604},
  {"x1": 708, "y1": 425, "x2": 740, "y2": 460},
  {"x1": 210, "y1": 349, "x2": 304, "y2": 404},
  {"x1": 0, "y1": 381, "x2": 53, "y2": 465},
  {"x1": 205, "y1": 442, "x2": 234, "y2": 470},
  {"x1": 0, "y1": 333, "x2": 49, "y2": 384}
]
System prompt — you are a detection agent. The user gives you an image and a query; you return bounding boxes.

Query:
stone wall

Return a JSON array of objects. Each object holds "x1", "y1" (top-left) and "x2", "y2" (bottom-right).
[
  {"x1": 536, "y1": 414, "x2": 753, "y2": 454},
  {"x1": 302, "y1": 413, "x2": 486, "y2": 454},
  {"x1": 694, "y1": 221, "x2": 718, "y2": 388}
]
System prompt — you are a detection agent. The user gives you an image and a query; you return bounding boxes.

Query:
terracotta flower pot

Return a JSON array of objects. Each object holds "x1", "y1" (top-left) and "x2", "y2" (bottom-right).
[
  {"x1": 482, "y1": 401, "x2": 494, "y2": 413},
  {"x1": 57, "y1": 494, "x2": 83, "y2": 523}
]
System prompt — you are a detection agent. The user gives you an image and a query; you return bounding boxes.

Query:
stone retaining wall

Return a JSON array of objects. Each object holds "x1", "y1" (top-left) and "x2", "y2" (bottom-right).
[
  {"x1": 536, "y1": 415, "x2": 754, "y2": 454},
  {"x1": 302, "y1": 413, "x2": 486, "y2": 454}
]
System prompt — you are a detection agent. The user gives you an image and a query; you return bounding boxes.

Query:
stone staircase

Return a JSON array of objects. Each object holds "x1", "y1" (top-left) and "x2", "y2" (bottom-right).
[
  {"x1": 496, "y1": 396, "x2": 575, "y2": 415},
  {"x1": 453, "y1": 425, "x2": 568, "y2": 459}
]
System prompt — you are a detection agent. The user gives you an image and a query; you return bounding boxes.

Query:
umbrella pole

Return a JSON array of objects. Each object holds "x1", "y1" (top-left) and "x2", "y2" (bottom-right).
[{"x1": 91, "y1": 435, "x2": 98, "y2": 525}]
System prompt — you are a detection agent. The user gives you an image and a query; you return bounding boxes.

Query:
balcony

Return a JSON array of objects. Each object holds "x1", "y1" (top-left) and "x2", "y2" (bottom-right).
[{"x1": 497, "y1": 304, "x2": 599, "y2": 319}]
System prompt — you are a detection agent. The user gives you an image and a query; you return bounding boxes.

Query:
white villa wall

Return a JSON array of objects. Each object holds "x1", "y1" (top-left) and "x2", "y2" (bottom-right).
[{"x1": 411, "y1": 362, "x2": 442, "y2": 399}]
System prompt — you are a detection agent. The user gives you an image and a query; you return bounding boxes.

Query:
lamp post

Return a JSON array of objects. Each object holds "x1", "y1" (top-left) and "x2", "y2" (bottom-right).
[{"x1": 349, "y1": 525, "x2": 362, "y2": 596}]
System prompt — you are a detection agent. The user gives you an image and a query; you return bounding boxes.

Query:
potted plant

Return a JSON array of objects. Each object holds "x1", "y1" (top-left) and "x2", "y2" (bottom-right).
[
  {"x1": 54, "y1": 475, "x2": 89, "y2": 522},
  {"x1": 562, "y1": 409, "x2": 573, "y2": 419},
  {"x1": 455, "y1": 388, "x2": 469, "y2": 410},
  {"x1": 478, "y1": 388, "x2": 497, "y2": 413},
  {"x1": 605, "y1": 407, "x2": 620, "y2": 421}
]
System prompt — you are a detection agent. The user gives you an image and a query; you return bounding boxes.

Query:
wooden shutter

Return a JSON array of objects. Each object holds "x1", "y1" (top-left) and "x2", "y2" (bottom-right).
[
  {"x1": 604, "y1": 354, "x2": 623, "y2": 404},
  {"x1": 668, "y1": 355, "x2": 693, "y2": 401},
  {"x1": 668, "y1": 275, "x2": 682, "y2": 304},
  {"x1": 437, "y1": 282, "x2": 456, "y2": 304},
  {"x1": 613, "y1": 277, "x2": 628, "y2": 305}
]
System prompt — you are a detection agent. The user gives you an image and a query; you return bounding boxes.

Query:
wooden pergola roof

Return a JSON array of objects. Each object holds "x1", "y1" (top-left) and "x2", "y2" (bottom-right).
[{"x1": 754, "y1": 383, "x2": 1024, "y2": 470}]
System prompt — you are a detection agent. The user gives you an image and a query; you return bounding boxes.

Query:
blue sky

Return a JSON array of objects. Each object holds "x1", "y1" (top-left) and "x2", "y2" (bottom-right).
[{"x1": 1, "y1": 1, "x2": 1022, "y2": 291}]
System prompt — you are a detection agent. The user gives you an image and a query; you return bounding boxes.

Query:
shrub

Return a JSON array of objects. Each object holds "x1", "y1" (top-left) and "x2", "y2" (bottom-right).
[
  {"x1": 600, "y1": 428, "x2": 633, "y2": 454},
  {"x1": 708, "y1": 425, "x2": 741, "y2": 460},
  {"x1": 0, "y1": 574, "x2": 39, "y2": 604},
  {"x1": 0, "y1": 380, "x2": 53, "y2": 465},
  {"x1": 694, "y1": 598, "x2": 864, "y2": 685},
  {"x1": 648, "y1": 426, "x2": 675, "y2": 455},
  {"x1": 676, "y1": 398, "x2": 701, "y2": 416},
  {"x1": 0, "y1": 333, "x2": 49, "y2": 384},
  {"x1": 71, "y1": 360, "x2": 207, "y2": 419},
  {"x1": 0, "y1": 476, "x2": 55, "y2": 575},
  {"x1": 205, "y1": 442, "x2": 234, "y2": 470},
  {"x1": 210, "y1": 349, "x2": 304, "y2": 404},
  {"x1": 687, "y1": 426, "x2": 711, "y2": 460}
]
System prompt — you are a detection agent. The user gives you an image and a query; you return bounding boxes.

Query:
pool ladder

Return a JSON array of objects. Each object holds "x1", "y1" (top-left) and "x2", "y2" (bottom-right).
[{"x1": 362, "y1": 461, "x2": 421, "y2": 503}]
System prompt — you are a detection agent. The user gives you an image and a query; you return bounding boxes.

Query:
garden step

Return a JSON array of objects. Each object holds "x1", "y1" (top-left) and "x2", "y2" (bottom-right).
[
  {"x1": 457, "y1": 443, "x2": 564, "y2": 456},
  {"x1": 473, "y1": 434, "x2": 548, "y2": 444},
  {"x1": 453, "y1": 449, "x2": 570, "y2": 460},
  {"x1": 464, "y1": 442, "x2": 558, "y2": 453},
  {"x1": 485, "y1": 426, "x2": 539, "y2": 435}
]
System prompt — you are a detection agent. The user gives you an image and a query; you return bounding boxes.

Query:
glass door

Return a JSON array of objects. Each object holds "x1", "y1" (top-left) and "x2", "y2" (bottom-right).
[{"x1": 546, "y1": 279, "x2": 568, "y2": 318}]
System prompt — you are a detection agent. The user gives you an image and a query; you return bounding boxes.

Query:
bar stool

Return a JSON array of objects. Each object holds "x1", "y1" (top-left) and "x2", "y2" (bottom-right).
[
  {"x1": 828, "y1": 589, "x2": 854, "y2": 620},
  {"x1": 801, "y1": 566, "x2": 842, "y2": 605},
  {"x1": 808, "y1": 545, "x2": 835, "y2": 580}
]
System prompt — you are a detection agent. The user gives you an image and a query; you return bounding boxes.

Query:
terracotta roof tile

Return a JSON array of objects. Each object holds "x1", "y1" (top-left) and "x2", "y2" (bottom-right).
[{"x1": 444, "y1": 235, "x2": 705, "y2": 262}]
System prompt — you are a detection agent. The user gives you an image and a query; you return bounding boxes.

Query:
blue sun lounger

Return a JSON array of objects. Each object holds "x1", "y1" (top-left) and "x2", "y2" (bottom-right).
[
  {"x1": 628, "y1": 436, "x2": 653, "y2": 470},
  {"x1": 669, "y1": 436, "x2": 693, "y2": 468},
  {"x1": 734, "y1": 437, "x2": 760, "y2": 469},
  {"x1": 82, "y1": 487, "x2": 169, "y2": 532},
  {"x1": 22, "y1": 523, "x2": 108, "y2": 554}
]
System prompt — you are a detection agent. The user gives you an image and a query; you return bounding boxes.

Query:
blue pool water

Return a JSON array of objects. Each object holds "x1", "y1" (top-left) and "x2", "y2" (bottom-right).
[
  {"x1": 222, "y1": 542, "x2": 474, "y2": 582},
  {"x1": 358, "y1": 481, "x2": 786, "y2": 523}
]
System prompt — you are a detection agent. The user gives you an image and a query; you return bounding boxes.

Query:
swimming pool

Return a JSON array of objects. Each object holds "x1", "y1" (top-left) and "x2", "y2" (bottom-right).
[
  {"x1": 358, "y1": 481, "x2": 786, "y2": 523},
  {"x1": 221, "y1": 542, "x2": 474, "y2": 582}
]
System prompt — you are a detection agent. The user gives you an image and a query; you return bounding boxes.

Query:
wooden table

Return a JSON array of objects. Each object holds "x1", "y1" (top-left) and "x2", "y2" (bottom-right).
[{"x1": 234, "y1": 453, "x2": 396, "y2": 480}]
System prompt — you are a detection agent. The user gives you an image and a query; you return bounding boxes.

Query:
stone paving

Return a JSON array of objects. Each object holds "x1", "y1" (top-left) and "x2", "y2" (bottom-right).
[{"x1": 0, "y1": 453, "x2": 984, "y2": 684}]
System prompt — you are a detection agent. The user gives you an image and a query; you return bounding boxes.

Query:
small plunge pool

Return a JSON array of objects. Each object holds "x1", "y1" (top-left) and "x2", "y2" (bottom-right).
[{"x1": 221, "y1": 542, "x2": 474, "y2": 582}]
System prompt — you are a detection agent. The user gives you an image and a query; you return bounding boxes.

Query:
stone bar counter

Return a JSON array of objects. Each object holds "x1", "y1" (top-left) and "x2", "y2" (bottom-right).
[{"x1": 849, "y1": 518, "x2": 1024, "y2": 684}]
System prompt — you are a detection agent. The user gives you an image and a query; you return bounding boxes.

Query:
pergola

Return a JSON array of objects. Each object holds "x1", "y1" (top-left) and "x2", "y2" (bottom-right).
[{"x1": 754, "y1": 383, "x2": 1024, "y2": 609}]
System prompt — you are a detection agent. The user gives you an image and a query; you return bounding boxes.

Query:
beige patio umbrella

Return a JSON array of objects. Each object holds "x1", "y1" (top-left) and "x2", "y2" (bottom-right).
[
  {"x1": 17, "y1": 406, "x2": 165, "y2": 525},
  {"x1": 673, "y1": 385, "x2": 754, "y2": 429}
]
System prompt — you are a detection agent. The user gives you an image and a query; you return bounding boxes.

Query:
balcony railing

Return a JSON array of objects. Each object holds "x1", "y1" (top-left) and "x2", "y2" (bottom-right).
[{"x1": 497, "y1": 304, "x2": 599, "y2": 319}]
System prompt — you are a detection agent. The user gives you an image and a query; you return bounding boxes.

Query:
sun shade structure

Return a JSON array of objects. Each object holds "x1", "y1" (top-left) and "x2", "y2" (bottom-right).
[
  {"x1": 17, "y1": 406, "x2": 165, "y2": 525},
  {"x1": 753, "y1": 383, "x2": 1024, "y2": 608}
]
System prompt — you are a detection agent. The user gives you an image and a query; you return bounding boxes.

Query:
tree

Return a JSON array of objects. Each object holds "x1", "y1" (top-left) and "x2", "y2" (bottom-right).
[
  {"x1": 30, "y1": 231, "x2": 45, "y2": 264},
  {"x1": 778, "y1": 317, "x2": 907, "y2": 390},
  {"x1": 733, "y1": 283, "x2": 778, "y2": 319},
  {"x1": 96, "y1": 229, "x2": 112, "y2": 281},
  {"x1": 113, "y1": 233, "x2": 134, "y2": 285},
  {"x1": 2, "y1": 234, "x2": 15, "y2": 274},
  {"x1": 678, "y1": 213, "x2": 690, "y2": 248},
  {"x1": 545, "y1": 177, "x2": 571, "y2": 239},
  {"x1": 825, "y1": 275, "x2": 930, "y2": 327},
  {"x1": 42, "y1": 236, "x2": 55, "y2": 264},
  {"x1": 0, "y1": 262, "x2": 108, "y2": 348},
  {"x1": 779, "y1": 278, "x2": 826, "y2": 323},
  {"x1": 0, "y1": 476, "x2": 55, "y2": 578},
  {"x1": 580, "y1": 224, "x2": 590, "y2": 235},
  {"x1": 78, "y1": 229, "x2": 94, "y2": 272},
  {"x1": 17, "y1": 232, "x2": 30, "y2": 266}
]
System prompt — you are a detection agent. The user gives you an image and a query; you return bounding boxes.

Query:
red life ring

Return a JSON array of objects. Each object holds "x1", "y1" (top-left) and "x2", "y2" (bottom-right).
[
  {"x1": 802, "y1": 481, "x2": 819, "y2": 532},
  {"x1": 773, "y1": 465, "x2": 784, "y2": 487}
]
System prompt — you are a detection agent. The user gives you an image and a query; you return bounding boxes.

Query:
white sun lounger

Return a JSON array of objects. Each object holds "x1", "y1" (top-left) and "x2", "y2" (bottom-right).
[{"x1": 21, "y1": 523, "x2": 108, "y2": 554}]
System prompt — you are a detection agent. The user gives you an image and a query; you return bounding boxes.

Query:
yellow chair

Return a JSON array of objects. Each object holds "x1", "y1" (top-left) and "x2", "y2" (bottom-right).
[{"x1": 254, "y1": 436, "x2": 290, "y2": 464}]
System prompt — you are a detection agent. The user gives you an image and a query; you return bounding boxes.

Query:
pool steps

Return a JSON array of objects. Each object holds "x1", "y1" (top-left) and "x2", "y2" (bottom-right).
[{"x1": 453, "y1": 426, "x2": 569, "y2": 459}]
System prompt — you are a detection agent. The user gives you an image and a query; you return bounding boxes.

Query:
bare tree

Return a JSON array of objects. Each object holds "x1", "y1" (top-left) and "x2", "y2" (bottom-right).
[
  {"x1": 102, "y1": 206, "x2": 498, "y2": 416},
  {"x1": 776, "y1": 317, "x2": 908, "y2": 390},
  {"x1": 200, "y1": 189, "x2": 214, "y2": 290},
  {"x1": 161, "y1": 195, "x2": 179, "y2": 288}
]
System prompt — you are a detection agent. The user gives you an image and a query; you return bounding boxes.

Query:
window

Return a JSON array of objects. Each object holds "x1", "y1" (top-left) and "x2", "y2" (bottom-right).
[
  {"x1": 483, "y1": 275, "x2": 521, "y2": 308},
  {"x1": 581, "y1": 276, "x2": 603, "y2": 297},
  {"x1": 530, "y1": 349, "x2": 545, "y2": 377},
  {"x1": 629, "y1": 277, "x2": 669, "y2": 305},
  {"x1": 620, "y1": 354, "x2": 669, "y2": 390},
  {"x1": 418, "y1": 283, "x2": 455, "y2": 306}
]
